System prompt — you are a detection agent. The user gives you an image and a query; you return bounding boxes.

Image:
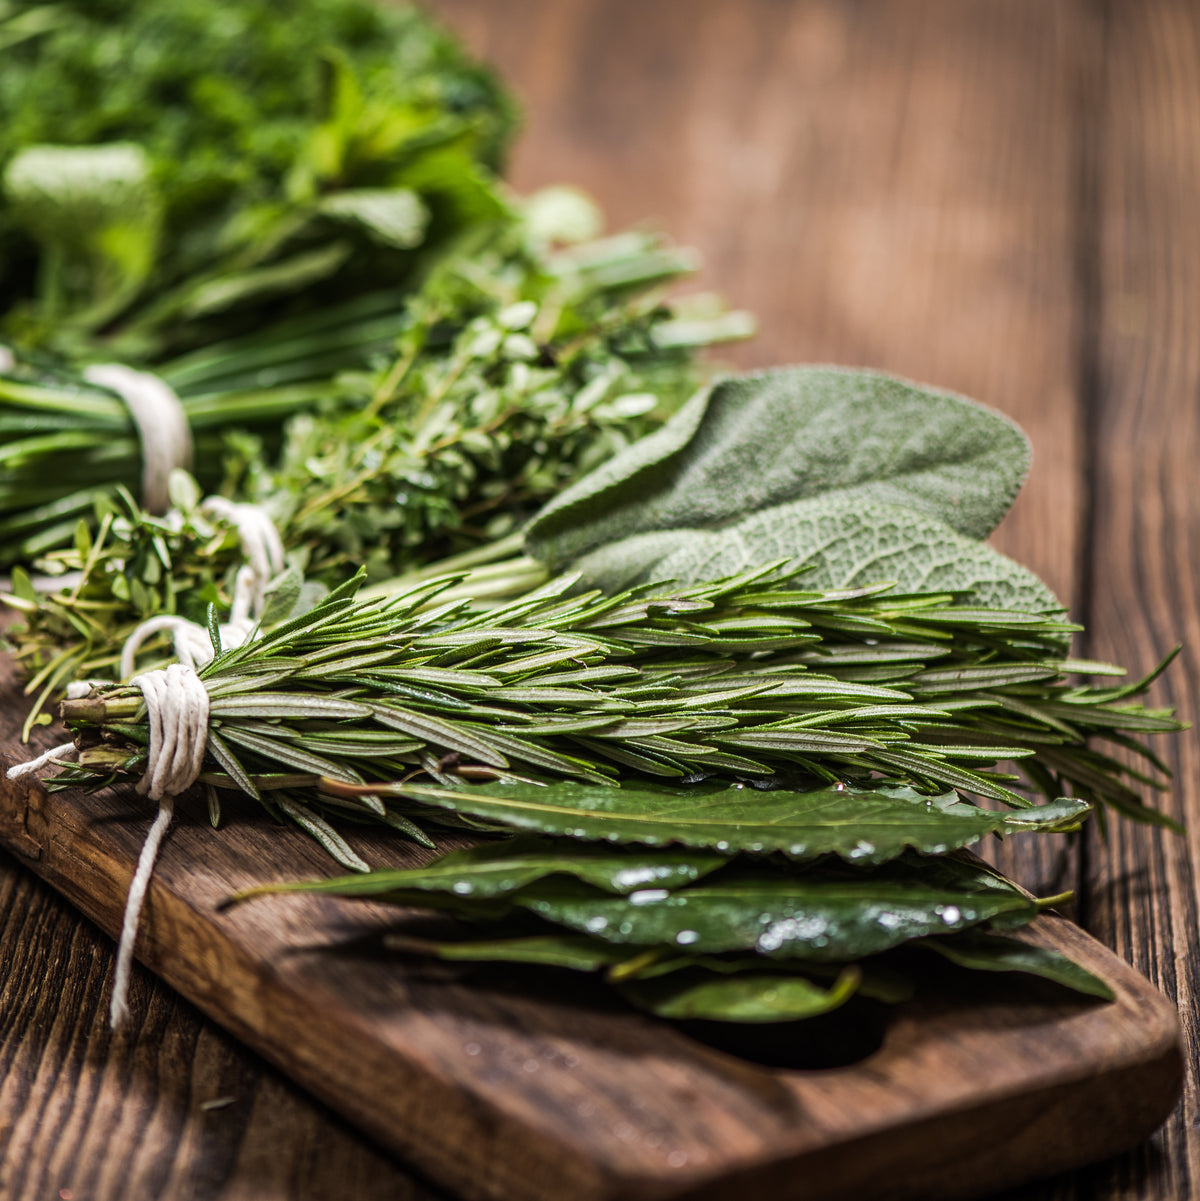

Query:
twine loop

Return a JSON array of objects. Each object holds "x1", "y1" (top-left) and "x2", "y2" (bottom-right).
[
  {"x1": 130, "y1": 663, "x2": 210, "y2": 801},
  {"x1": 120, "y1": 500, "x2": 284, "y2": 678},
  {"x1": 83, "y1": 363, "x2": 192, "y2": 514}
]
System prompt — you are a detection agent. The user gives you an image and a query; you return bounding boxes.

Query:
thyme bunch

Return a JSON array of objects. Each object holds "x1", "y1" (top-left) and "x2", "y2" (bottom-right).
[{"x1": 4, "y1": 208, "x2": 750, "y2": 720}]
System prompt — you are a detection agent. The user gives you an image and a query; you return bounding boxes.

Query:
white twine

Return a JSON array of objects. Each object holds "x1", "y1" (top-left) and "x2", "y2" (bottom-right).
[
  {"x1": 8, "y1": 488, "x2": 281, "y2": 1027},
  {"x1": 83, "y1": 363, "x2": 192, "y2": 514},
  {"x1": 5, "y1": 663, "x2": 211, "y2": 1028},
  {"x1": 107, "y1": 663, "x2": 210, "y2": 1027},
  {"x1": 130, "y1": 663, "x2": 210, "y2": 802},
  {"x1": 109, "y1": 793, "x2": 173, "y2": 1029},
  {"x1": 102, "y1": 501, "x2": 280, "y2": 1026},
  {"x1": 120, "y1": 502, "x2": 283, "y2": 679},
  {"x1": 6, "y1": 741, "x2": 77, "y2": 779},
  {"x1": 200, "y1": 497, "x2": 285, "y2": 618},
  {"x1": 120, "y1": 614, "x2": 216, "y2": 680}
]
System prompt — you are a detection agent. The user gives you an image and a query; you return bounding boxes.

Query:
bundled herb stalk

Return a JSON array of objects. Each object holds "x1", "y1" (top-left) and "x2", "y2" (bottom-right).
[
  {"x1": 3, "y1": 215, "x2": 749, "y2": 724},
  {"x1": 54, "y1": 563, "x2": 1179, "y2": 1020},
  {"x1": 53, "y1": 564, "x2": 1179, "y2": 848},
  {"x1": 0, "y1": 0, "x2": 749, "y2": 568}
]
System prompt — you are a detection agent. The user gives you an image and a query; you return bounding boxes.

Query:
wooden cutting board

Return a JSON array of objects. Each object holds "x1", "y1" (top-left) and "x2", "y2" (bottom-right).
[{"x1": 0, "y1": 662, "x2": 1182, "y2": 1201}]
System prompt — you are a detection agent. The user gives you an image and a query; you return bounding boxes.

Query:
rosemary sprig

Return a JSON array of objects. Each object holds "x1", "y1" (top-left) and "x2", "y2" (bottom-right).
[{"x1": 52, "y1": 565, "x2": 1183, "y2": 870}]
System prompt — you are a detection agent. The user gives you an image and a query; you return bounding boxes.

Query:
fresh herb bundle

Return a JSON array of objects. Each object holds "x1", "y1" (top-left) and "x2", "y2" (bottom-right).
[
  {"x1": 52, "y1": 564, "x2": 1180, "y2": 864},
  {"x1": 0, "y1": 0, "x2": 514, "y2": 563},
  {"x1": 3, "y1": 215, "x2": 749, "y2": 720},
  {"x1": 0, "y1": 1, "x2": 1178, "y2": 1037},
  {"x1": 0, "y1": 0, "x2": 514, "y2": 359},
  {"x1": 52, "y1": 563, "x2": 1177, "y2": 1022},
  {"x1": 0, "y1": 0, "x2": 749, "y2": 570}
]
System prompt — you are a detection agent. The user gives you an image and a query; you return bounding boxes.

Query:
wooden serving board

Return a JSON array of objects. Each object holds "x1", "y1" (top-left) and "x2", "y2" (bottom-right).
[{"x1": 0, "y1": 665, "x2": 1182, "y2": 1201}]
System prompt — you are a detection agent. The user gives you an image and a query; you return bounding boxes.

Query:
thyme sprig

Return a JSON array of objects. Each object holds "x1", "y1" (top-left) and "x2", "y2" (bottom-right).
[{"x1": 5, "y1": 214, "x2": 750, "y2": 721}]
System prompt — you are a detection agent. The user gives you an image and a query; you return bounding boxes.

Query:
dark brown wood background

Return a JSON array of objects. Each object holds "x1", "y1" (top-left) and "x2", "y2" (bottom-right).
[{"x1": 2, "y1": 2, "x2": 1197, "y2": 1197}]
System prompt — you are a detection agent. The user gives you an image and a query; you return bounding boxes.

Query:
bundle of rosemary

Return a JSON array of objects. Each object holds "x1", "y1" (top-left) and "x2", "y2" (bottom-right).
[{"x1": 53, "y1": 563, "x2": 1179, "y2": 1020}]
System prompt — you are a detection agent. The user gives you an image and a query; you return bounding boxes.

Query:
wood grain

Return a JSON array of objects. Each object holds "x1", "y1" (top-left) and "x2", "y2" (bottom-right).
[
  {"x1": 2, "y1": 1, "x2": 1197, "y2": 1197},
  {"x1": 0, "y1": 667, "x2": 1184, "y2": 1201},
  {"x1": 0, "y1": 853, "x2": 444, "y2": 1201},
  {"x1": 1081, "y1": 1, "x2": 1200, "y2": 1197}
]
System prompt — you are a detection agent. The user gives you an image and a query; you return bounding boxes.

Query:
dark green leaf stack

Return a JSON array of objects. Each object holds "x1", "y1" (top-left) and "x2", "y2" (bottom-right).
[{"x1": 248, "y1": 841, "x2": 1113, "y2": 1024}]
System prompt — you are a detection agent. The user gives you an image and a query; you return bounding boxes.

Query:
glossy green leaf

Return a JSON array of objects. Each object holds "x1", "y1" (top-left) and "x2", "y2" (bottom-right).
[
  {"x1": 617, "y1": 965, "x2": 861, "y2": 1022},
  {"x1": 355, "y1": 780, "x2": 1092, "y2": 864},
  {"x1": 256, "y1": 836, "x2": 726, "y2": 901},
  {"x1": 384, "y1": 930, "x2": 864, "y2": 1022},
  {"x1": 506, "y1": 864, "x2": 1039, "y2": 961},
  {"x1": 383, "y1": 929, "x2": 911, "y2": 1001},
  {"x1": 921, "y1": 932, "x2": 1115, "y2": 1000},
  {"x1": 384, "y1": 930, "x2": 633, "y2": 972}
]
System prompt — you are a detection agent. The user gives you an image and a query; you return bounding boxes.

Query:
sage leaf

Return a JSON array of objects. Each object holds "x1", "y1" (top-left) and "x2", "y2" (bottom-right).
[
  {"x1": 259, "y1": 566, "x2": 306, "y2": 627},
  {"x1": 3, "y1": 142, "x2": 162, "y2": 324},
  {"x1": 527, "y1": 366, "x2": 1031, "y2": 568},
  {"x1": 566, "y1": 494, "x2": 1062, "y2": 612}
]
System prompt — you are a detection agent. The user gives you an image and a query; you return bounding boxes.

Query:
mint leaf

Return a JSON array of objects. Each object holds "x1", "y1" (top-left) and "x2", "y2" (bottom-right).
[{"x1": 317, "y1": 188, "x2": 429, "y2": 249}]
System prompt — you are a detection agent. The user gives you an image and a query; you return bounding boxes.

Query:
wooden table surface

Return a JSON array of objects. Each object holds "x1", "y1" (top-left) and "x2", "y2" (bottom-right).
[{"x1": 3, "y1": 2, "x2": 1197, "y2": 1197}]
